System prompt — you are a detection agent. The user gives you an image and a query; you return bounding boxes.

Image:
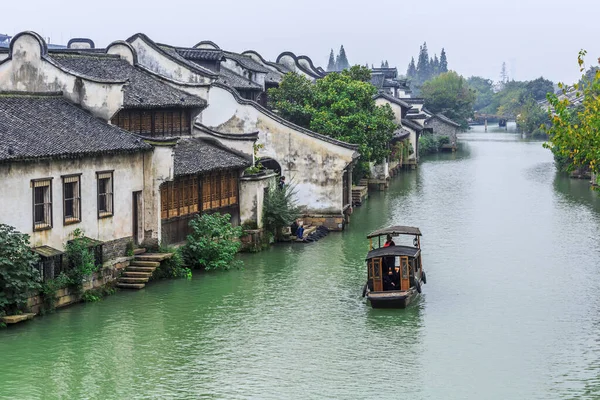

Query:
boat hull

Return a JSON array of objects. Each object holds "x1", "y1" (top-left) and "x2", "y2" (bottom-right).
[{"x1": 367, "y1": 289, "x2": 417, "y2": 309}]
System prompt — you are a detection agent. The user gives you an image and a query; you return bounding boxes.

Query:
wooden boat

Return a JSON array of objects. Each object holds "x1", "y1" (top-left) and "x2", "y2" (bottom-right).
[{"x1": 363, "y1": 226, "x2": 427, "y2": 309}]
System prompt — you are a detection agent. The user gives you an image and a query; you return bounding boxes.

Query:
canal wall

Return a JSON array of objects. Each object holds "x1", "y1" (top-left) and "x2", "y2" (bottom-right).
[{"x1": 26, "y1": 257, "x2": 130, "y2": 314}]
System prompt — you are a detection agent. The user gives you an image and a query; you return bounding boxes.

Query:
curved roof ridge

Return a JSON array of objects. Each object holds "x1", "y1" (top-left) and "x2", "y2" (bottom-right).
[
  {"x1": 211, "y1": 82, "x2": 359, "y2": 152},
  {"x1": 276, "y1": 51, "x2": 324, "y2": 79},
  {"x1": 127, "y1": 33, "x2": 218, "y2": 79},
  {"x1": 195, "y1": 122, "x2": 259, "y2": 141},
  {"x1": 193, "y1": 40, "x2": 221, "y2": 50},
  {"x1": 241, "y1": 50, "x2": 290, "y2": 74}
]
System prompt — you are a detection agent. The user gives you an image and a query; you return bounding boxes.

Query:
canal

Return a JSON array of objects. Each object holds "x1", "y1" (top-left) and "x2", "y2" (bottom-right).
[{"x1": 2, "y1": 124, "x2": 600, "y2": 399}]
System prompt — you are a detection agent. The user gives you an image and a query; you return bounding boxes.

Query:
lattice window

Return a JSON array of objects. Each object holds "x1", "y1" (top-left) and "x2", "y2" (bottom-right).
[
  {"x1": 63, "y1": 174, "x2": 81, "y2": 225},
  {"x1": 97, "y1": 171, "x2": 114, "y2": 218},
  {"x1": 32, "y1": 179, "x2": 52, "y2": 231}
]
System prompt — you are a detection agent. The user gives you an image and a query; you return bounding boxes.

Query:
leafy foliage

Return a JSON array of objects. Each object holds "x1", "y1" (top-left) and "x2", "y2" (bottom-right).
[
  {"x1": 40, "y1": 273, "x2": 70, "y2": 314},
  {"x1": 421, "y1": 71, "x2": 475, "y2": 129},
  {"x1": 182, "y1": 213, "x2": 243, "y2": 271},
  {"x1": 418, "y1": 135, "x2": 449, "y2": 157},
  {"x1": 263, "y1": 182, "x2": 301, "y2": 240},
  {"x1": 467, "y1": 76, "x2": 495, "y2": 111},
  {"x1": 544, "y1": 50, "x2": 600, "y2": 183},
  {"x1": 65, "y1": 229, "x2": 98, "y2": 291},
  {"x1": 327, "y1": 49, "x2": 336, "y2": 72},
  {"x1": 268, "y1": 66, "x2": 396, "y2": 162},
  {"x1": 406, "y1": 43, "x2": 448, "y2": 93},
  {"x1": 0, "y1": 224, "x2": 41, "y2": 315},
  {"x1": 154, "y1": 245, "x2": 190, "y2": 279},
  {"x1": 81, "y1": 285, "x2": 116, "y2": 303},
  {"x1": 517, "y1": 98, "x2": 550, "y2": 137}
]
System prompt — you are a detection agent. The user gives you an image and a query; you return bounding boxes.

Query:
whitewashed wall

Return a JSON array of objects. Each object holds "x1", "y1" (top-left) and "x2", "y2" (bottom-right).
[
  {"x1": 0, "y1": 33, "x2": 124, "y2": 121},
  {"x1": 0, "y1": 153, "x2": 146, "y2": 250}
]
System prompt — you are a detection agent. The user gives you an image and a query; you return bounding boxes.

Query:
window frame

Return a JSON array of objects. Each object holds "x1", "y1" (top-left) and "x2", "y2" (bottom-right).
[
  {"x1": 32, "y1": 178, "x2": 53, "y2": 231},
  {"x1": 96, "y1": 170, "x2": 114, "y2": 219},
  {"x1": 62, "y1": 174, "x2": 82, "y2": 225}
]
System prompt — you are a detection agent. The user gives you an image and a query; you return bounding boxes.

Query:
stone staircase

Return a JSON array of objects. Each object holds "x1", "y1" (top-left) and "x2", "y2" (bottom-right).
[{"x1": 117, "y1": 248, "x2": 173, "y2": 290}]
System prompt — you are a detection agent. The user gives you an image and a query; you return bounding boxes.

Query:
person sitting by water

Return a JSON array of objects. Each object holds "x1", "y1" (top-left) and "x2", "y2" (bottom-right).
[
  {"x1": 296, "y1": 223, "x2": 305, "y2": 240},
  {"x1": 383, "y1": 234, "x2": 395, "y2": 247},
  {"x1": 383, "y1": 267, "x2": 398, "y2": 291}
]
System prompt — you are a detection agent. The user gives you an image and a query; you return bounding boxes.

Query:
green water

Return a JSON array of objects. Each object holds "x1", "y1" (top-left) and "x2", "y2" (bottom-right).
[{"x1": 2, "y1": 124, "x2": 600, "y2": 399}]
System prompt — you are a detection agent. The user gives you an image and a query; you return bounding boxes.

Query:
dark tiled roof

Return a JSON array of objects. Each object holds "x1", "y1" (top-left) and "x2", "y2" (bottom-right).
[
  {"x1": 49, "y1": 53, "x2": 206, "y2": 109},
  {"x1": 401, "y1": 98, "x2": 425, "y2": 104},
  {"x1": 371, "y1": 67, "x2": 398, "y2": 79},
  {"x1": 175, "y1": 47, "x2": 223, "y2": 61},
  {"x1": 373, "y1": 93, "x2": 411, "y2": 109},
  {"x1": 266, "y1": 69, "x2": 284, "y2": 84},
  {"x1": 371, "y1": 73, "x2": 385, "y2": 88},
  {"x1": 156, "y1": 45, "x2": 217, "y2": 76},
  {"x1": 393, "y1": 128, "x2": 411, "y2": 141},
  {"x1": 401, "y1": 118, "x2": 423, "y2": 132},
  {"x1": 174, "y1": 138, "x2": 250, "y2": 176},
  {"x1": 407, "y1": 113, "x2": 427, "y2": 120},
  {"x1": 224, "y1": 51, "x2": 270, "y2": 73},
  {"x1": 218, "y1": 66, "x2": 262, "y2": 90},
  {"x1": 426, "y1": 113, "x2": 461, "y2": 128},
  {"x1": 384, "y1": 79, "x2": 401, "y2": 88},
  {"x1": 0, "y1": 93, "x2": 150, "y2": 162}
]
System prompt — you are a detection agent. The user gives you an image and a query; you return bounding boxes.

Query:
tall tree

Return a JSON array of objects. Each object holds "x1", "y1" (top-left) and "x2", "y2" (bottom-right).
[
  {"x1": 385, "y1": 60, "x2": 389, "y2": 68},
  {"x1": 421, "y1": 71, "x2": 476, "y2": 130},
  {"x1": 416, "y1": 42, "x2": 430, "y2": 83},
  {"x1": 337, "y1": 45, "x2": 350, "y2": 71},
  {"x1": 326, "y1": 49, "x2": 336, "y2": 72},
  {"x1": 432, "y1": 54, "x2": 440, "y2": 76},
  {"x1": 381, "y1": 61, "x2": 385, "y2": 68},
  {"x1": 500, "y1": 62, "x2": 509, "y2": 83},
  {"x1": 467, "y1": 76, "x2": 494, "y2": 111},
  {"x1": 439, "y1": 48, "x2": 448, "y2": 73},
  {"x1": 407, "y1": 57, "x2": 417, "y2": 79}
]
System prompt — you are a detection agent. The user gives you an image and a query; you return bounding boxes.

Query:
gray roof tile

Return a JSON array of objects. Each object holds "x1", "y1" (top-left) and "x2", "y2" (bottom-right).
[
  {"x1": 217, "y1": 66, "x2": 262, "y2": 90},
  {"x1": 174, "y1": 138, "x2": 250, "y2": 176},
  {"x1": 49, "y1": 52, "x2": 207, "y2": 109},
  {"x1": 0, "y1": 92, "x2": 150, "y2": 162},
  {"x1": 224, "y1": 51, "x2": 270, "y2": 73}
]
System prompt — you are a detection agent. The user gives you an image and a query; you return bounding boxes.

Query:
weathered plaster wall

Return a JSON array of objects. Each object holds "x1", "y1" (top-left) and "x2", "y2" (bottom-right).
[
  {"x1": 143, "y1": 145, "x2": 175, "y2": 246},
  {"x1": 425, "y1": 119, "x2": 458, "y2": 145},
  {"x1": 277, "y1": 54, "x2": 316, "y2": 81},
  {"x1": 222, "y1": 58, "x2": 266, "y2": 88},
  {"x1": 375, "y1": 98, "x2": 402, "y2": 123},
  {"x1": 239, "y1": 172, "x2": 277, "y2": 228},
  {"x1": 193, "y1": 128, "x2": 255, "y2": 157},
  {"x1": 0, "y1": 33, "x2": 124, "y2": 121},
  {"x1": 0, "y1": 153, "x2": 147, "y2": 250},
  {"x1": 128, "y1": 37, "x2": 213, "y2": 85},
  {"x1": 369, "y1": 160, "x2": 389, "y2": 180},
  {"x1": 404, "y1": 127, "x2": 419, "y2": 161},
  {"x1": 202, "y1": 86, "x2": 355, "y2": 214}
]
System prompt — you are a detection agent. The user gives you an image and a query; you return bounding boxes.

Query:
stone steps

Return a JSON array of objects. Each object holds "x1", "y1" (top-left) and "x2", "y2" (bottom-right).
[
  {"x1": 122, "y1": 271, "x2": 153, "y2": 278},
  {"x1": 130, "y1": 260, "x2": 160, "y2": 268},
  {"x1": 119, "y1": 277, "x2": 150, "y2": 284},
  {"x1": 126, "y1": 266, "x2": 157, "y2": 273},
  {"x1": 116, "y1": 283, "x2": 146, "y2": 290},
  {"x1": 117, "y1": 252, "x2": 173, "y2": 290},
  {"x1": 133, "y1": 248, "x2": 147, "y2": 255}
]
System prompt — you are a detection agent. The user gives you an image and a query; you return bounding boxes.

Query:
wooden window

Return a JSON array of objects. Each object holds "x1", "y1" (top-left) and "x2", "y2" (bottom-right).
[
  {"x1": 160, "y1": 177, "x2": 200, "y2": 219},
  {"x1": 32, "y1": 179, "x2": 52, "y2": 231},
  {"x1": 130, "y1": 110, "x2": 141, "y2": 134},
  {"x1": 97, "y1": 171, "x2": 114, "y2": 218},
  {"x1": 141, "y1": 111, "x2": 153, "y2": 135},
  {"x1": 62, "y1": 174, "x2": 81, "y2": 225},
  {"x1": 155, "y1": 111, "x2": 165, "y2": 137}
]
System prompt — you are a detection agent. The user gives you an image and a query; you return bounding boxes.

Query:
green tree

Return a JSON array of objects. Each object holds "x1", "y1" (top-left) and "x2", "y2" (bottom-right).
[
  {"x1": 439, "y1": 48, "x2": 448, "y2": 73},
  {"x1": 432, "y1": 54, "x2": 440, "y2": 76},
  {"x1": 467, "y1": 76, "x2": 494, "y2": 111},
  {"x1": 268, "y1": 66, "x2": 396, "y2": 162},
  {"x1": 407, "y1": 57, "x2": 417, "y2": 79},
  {"x1": 517, "y1": 97, "x2": 550, "y2": 136},
  {"x1": 544, "y1": 50, "x2": 600, "y2": 180},
  {"x1": 0, "y1": 224, "x2": 41, "y2": 316},
  {"x1": 421, "y1": 71, "x2": 476, "y2": 129},
  {"x1": 263, "y1": 183, "x2": 301, "y2": 241},
  {"x1": 337, "y1": 45, "x2": 350, "y2": 71},
  {"x1": 416, "y1": 42, "x2": 430, "y2": 83},
  {"x1": 525, "y1": 77, "x2": 554, "y2": 101},
  {"x1": 182, "y1": 213, "x2": 243, "y2": 270},
  {"x1": 327, "y1": 49, "x2": 336, "y2": 72}
]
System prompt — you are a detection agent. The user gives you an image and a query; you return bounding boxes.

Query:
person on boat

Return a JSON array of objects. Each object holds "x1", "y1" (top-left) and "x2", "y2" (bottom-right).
[
  {"x1": 383, "y1": 266, "x2": 398, "y2": 291},
  {"x1": 383, "y1": 234, "x2": 395, "y2": 247},
  {"x1": 296, "y1": 223, "x2": 305, "y2": 240}
]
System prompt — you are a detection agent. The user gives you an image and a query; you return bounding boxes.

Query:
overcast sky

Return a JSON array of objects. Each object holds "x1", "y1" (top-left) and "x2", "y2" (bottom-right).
[{"x1": 3, "y1": 0, "x2": 598, "y2": 84}]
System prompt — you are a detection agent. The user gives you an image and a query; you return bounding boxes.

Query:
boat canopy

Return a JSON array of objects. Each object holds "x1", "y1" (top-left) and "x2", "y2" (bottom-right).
[
  {"x1": 367, "y1": 226, "x2": 422, "y2": 239},
  {"x1": 365, "y1": 245, "x2": 420, "y2": 260}
]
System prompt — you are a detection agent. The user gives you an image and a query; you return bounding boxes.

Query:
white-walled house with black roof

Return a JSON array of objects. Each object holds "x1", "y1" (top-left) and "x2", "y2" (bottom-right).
[{"x1": 127, "y1": 34, "x2": 359, "y2": 231}]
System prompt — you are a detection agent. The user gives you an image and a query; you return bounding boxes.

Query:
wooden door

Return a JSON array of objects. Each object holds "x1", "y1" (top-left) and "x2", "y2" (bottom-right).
[
  {"x1": 133, "y1": 191, "x2": 144, "y2": 245},
  {"x1": 369, "y1": 258, "x2": 383, "y2": 292},
  {"x1": 400, "y1": 256, "x2": 410, "y2": 290}
]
